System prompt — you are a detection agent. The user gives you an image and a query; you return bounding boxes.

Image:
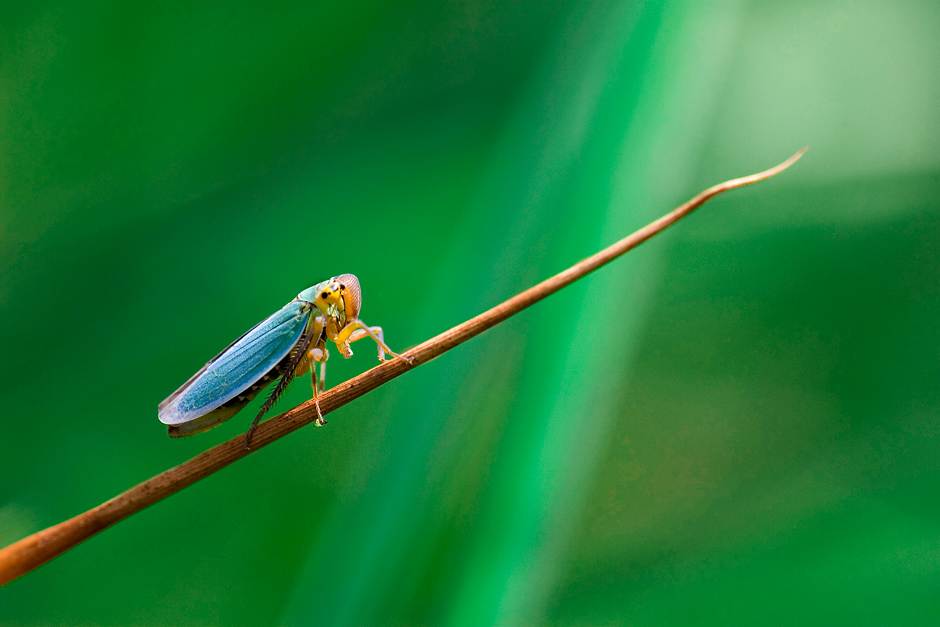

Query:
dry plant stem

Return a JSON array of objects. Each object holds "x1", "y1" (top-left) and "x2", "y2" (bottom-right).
[{"x1": 0, "y1": 148, "x2": 806, "y2": 587}]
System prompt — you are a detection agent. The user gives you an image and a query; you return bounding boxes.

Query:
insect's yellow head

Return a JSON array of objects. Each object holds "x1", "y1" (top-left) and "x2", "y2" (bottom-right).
[{"x1": 312, "y1": 274, "x2": 362, "y2": 322}]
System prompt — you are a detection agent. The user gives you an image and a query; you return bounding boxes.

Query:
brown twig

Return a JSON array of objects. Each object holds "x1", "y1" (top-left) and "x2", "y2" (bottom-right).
[{"x1": 0, "y1": 148, "x2": 805, "y2": 587}]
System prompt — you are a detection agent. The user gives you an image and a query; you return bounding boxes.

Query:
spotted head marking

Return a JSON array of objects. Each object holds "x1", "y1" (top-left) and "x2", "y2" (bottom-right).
[{"x1": 309, "y1": 274, "x2": 362, "y2": 325}]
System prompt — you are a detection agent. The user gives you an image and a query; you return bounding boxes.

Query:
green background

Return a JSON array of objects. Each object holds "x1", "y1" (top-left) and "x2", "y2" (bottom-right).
[{"x1": 2, "y1": 1, "x2": 939, "y2": 625}]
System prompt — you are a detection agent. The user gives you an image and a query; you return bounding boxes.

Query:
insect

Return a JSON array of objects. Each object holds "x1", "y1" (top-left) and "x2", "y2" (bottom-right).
[{"x1": 158, "y1": 274, "x2": 410, "y2": 448}]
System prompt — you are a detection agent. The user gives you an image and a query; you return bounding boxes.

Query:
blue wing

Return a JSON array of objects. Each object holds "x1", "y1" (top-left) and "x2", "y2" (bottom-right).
[{"x1": 159, "y1": 300, "x2": 310, "y2": 429}]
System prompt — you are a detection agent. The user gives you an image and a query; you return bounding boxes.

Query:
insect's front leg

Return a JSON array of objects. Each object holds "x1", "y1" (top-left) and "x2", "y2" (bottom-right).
[
  {"x1": 337, "y1": 319, "x2": 412, "y2": 363},
  {"x1": 347, "y1": 326, "x2": 386, "y2": 361}
]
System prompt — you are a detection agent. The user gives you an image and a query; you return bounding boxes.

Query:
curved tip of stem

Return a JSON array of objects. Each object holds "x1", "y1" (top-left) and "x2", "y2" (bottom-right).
[
  {"x1": 710, "y1": 147, "x2": 808, "y2": 195},
  {"x1": 781, "y1": 146, "x2": 808, "y2": 169},
  {"x1": 756, "y1": 146, "x2": 808, "y2": 181}
]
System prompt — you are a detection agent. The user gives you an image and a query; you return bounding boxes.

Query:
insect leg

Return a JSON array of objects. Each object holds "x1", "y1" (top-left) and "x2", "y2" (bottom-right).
[
  {"x1": 307, "y1": 318, "x2": 328, "y2": 426},
  {"x1": 308, "y1": 364, "x2": 326, "y2": 427},
  {"x1": 347, "y1": 327, "x2": 385, "y2": 360},
  {"x1": 307, "y1": 343, "x2": 328, "y2": 427},
  {"x1": 244, "y1": 315, "x2": 319, "y2": 449},
  {"x1": 336, "y1": 319, "x2": 412, "y2": 363}
]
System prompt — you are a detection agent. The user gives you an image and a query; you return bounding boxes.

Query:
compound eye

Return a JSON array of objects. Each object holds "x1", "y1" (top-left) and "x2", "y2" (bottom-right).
[{"x1": 336, "y1": 274, "x2": 361, "y2": 318}]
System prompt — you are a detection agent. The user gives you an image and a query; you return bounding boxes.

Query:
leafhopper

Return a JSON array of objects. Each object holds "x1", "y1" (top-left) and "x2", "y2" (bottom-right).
[{"x1": 158, "y1": 274, "x2": 409, "y2": 447}]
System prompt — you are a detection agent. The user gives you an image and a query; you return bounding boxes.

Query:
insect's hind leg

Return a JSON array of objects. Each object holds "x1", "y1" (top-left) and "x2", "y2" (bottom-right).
[{"x1": 244, "y1": 319, "x2": 321, "y2": 450}]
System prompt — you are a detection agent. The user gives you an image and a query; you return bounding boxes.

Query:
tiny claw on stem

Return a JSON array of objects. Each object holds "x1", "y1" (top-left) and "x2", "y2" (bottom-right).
[
  {"x1": 312, "y1": 396, "x2": 326, "y2": 427},
  {"x1": 389, "y1": 353, "x2": 414, "y2": 365}
]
